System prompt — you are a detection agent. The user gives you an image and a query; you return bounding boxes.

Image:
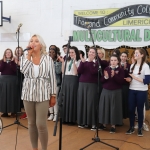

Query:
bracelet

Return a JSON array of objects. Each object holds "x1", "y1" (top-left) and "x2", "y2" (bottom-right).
[{"x1": 51, "y1": 94, "x2": 56, "y2": 97}]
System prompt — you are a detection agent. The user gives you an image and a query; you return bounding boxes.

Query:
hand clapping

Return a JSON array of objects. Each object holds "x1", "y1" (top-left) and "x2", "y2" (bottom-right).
[
  {"x1": 80, "y1": 54, "x2": 85, "y2": 62},
  {"x1": 57, "y1": 56, "x2": 64, "y2": 63},
  {"x1": 111, "y1": 70, "x2": 115, "y2": 77},
  {"x1": 104, "y1": 70, "x2": 109, "y2": 79},
  {"x1": 124, "y1": 77, "x2": 132, "y2": 82}
]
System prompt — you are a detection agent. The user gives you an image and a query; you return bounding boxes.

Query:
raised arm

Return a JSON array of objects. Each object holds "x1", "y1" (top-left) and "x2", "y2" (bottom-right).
[
  {"x1": 129, "y1": 64, "x2": 150, "y2": 84},
  {"x1": 77, "y1": 61, "x2": 85, "y2": 74},
  {"x1": 20, "y1": 55, "x2": 32, "y2": 75}
]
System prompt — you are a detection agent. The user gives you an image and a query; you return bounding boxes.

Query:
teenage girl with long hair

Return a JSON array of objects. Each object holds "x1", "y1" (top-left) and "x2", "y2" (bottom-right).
[{"x1": 125, "y1": 48, "x2": 150, "y2": 136}]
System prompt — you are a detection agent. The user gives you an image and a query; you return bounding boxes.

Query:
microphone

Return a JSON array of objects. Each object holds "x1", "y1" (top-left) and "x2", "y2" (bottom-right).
[
  {"x1": 23, "y1": 47, "x2": 32, "y2": 52},
  {"x1": 16, "y1": 23, "x2": 23, "y2": 33}
]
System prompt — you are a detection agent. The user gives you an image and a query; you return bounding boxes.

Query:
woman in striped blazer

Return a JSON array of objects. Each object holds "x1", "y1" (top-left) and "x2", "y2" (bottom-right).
[{"x1": 20, "y1": 34, "x2": 56, "y2": 150}]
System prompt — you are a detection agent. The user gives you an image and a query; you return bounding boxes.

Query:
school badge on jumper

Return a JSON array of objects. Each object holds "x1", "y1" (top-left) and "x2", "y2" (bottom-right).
[{"x1": 115, "y1": 71, "x2": 119, "y2": 74}]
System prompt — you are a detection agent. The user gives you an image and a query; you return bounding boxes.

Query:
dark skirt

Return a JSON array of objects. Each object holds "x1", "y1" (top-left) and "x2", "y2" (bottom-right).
[
  {"x1": 99, "y1": 88, "x2": 123, "y2": 125},
  {"x1": 122, "y1": 85, "x2": 129, "y2": 119},
  {"x1": 99, "y1": 82, "x2": 103, "y2": 97},
  {"x1": 0, "y1": 75, "x2": 20, "y2": 113},
  {"x1": 62, "y1": 75, "x2": 79, "y2": 123},
  {"x1": 77, "y1": 82, "x2": 98, "y2": 126}
]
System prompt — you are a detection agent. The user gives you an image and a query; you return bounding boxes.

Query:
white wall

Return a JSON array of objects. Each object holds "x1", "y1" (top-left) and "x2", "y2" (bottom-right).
[{"x1": 0, "y1": 0, "x2": 150, "y2": 58}]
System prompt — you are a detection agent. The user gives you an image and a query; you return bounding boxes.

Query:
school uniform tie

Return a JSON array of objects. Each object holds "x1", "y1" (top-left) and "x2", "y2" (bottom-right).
[{"x1": 68, "y1": 59, "x2": 73, "y2": 71}]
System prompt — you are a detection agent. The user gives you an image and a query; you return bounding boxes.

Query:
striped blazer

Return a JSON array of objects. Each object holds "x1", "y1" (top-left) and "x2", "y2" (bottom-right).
[{"x1": 20, "y1": 54, "x2": 56, "y2": 102}]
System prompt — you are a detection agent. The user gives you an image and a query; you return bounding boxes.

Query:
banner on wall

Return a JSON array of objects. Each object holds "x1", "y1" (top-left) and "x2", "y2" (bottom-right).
[{"x1": 72, "y1": 4, "x2": 150, "y2": 47}]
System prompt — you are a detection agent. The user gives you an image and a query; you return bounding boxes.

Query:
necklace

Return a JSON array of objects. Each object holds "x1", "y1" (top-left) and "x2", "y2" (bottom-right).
[{"x1": 32, "y1": 56, "x2": 40, "y2": 59}]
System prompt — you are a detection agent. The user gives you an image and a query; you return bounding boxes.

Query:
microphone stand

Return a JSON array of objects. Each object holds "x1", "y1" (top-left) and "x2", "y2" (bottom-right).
[
  {"x1": 3, "y1": 26, "x2": 27, "y2": 130},
  {"x1": 53, "y1": 36, "x2": 73, "y2": 150},
  {"x1": 80, "y1": 26, "x2": 119, "y2": 150}
]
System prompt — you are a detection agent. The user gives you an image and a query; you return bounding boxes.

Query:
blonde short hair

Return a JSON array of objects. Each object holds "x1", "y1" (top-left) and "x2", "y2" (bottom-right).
[
  {"x1": 97, "y1": 48, "x2": 105, "y2": 60},
  {"x1": 29, "y1": 34, "x2": 47, "y2": 55}
]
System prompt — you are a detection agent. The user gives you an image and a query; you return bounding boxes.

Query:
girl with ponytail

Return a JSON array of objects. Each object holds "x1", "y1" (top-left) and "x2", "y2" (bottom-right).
[{"x1": 125, "y1": 48, "x2": 150, "y2": 137}]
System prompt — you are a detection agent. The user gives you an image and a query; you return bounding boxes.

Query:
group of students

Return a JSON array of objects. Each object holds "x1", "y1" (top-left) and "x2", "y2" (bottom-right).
[
  {"x1": 47, "y1": 46, "x2": 150, "y2": 137},
  {"x1": 0, "y1": 44, "x2": 149, "y2": 138},
  {"x1": 0, "y1": 34, "x2": 150, "y2": 150}
]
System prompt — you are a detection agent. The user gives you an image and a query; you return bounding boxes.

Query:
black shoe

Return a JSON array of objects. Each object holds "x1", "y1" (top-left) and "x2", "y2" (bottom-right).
[
  {"x1": 126, "y1": 127, "x2": 135, "y2": 135},
  {"x1": 68, "y1": 122, "x2": 76, "y2": 126},
  {"x1": 116, "y1": 123, "x2": 124, "y2": 126},
  {"x1": 110, "y1": 127, "x2": 116, "y2": 133},
  {"x1": 1, "y1": 113, "x2": 9, "y2": 117},
  {"x1": 98, "y1": 124, "x2": 106, "y2": 130},
  {"x1": 137, "y1": 128, "x2": 143, "y2": 137},
  {"x1": 62, "y1": 121, "x2": 69, "y2": 124},
  {"x1": 10, "y1": 113, "x2": 16, "y2": 118}
]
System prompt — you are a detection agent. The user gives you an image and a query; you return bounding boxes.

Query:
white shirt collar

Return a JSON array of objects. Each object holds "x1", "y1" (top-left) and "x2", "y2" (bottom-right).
[
  {"x1": 110, "y1": 65, "x2": 119, "y2": 69},
  {"x1": 121, "y1": 61, "x2": 126, "y2": 65},
  {"x1": 86, "y1": 59, "x2": 96, "y2": 63}
]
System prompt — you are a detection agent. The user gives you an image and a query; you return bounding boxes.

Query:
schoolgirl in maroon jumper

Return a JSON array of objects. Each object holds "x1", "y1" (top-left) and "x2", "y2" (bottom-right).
[
  {"x1": 99, "y1": 54, "x2": 124, "y2": 133},
  {"x1": 0, "y1": 49, "x2": 18, "y2": 117},
  {"x1": 77, "y1": 47, "x2": 99, "y2": 130}
]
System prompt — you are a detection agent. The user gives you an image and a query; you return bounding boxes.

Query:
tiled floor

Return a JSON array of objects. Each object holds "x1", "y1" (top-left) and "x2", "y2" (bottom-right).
[{"x1": 0, "y1": 111, "x2": 150, "y2": 150}]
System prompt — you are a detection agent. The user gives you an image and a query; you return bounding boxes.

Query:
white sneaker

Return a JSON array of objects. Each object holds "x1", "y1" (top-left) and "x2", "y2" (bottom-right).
[
  {"x1": 78, "y1": 125, "x2": 84, "y2": 128},
  {"x1": 53, "y1": 115, "x2": 57, "y2": 122},
  {"x1": 143, "y1": 123, "x2": 149, "y2": 131},
  {"x1": 47, "y1": 114, "x2": 54, "y2": 121},
  {"x1": 134, "y1": 123, "x2": 138, "y2": 129},
  {"x1": 91, "y1": 125, "x2": 96, "y2": 131}
]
